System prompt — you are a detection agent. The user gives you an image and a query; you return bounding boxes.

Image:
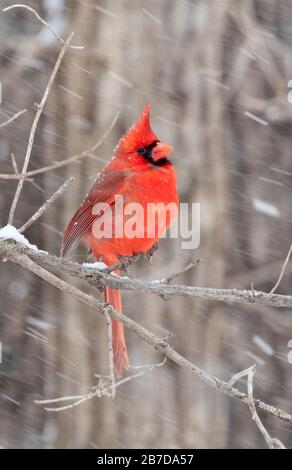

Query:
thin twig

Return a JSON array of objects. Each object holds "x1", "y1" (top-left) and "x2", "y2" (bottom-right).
[
  {"x1": 35, "y1": 358, "x2": 166, "y2": 412},
  {"x1": 129, "y1": 357, "x2": 167, "y2": 371},
  {"x1": 104, "y1": 308, "x2": 116, "y2": 399},
  {"x1": 226, "y1": 365, "x2": 285, "y2": 448},
  {"x1": 247, "y1": 366, "x2": 285, "y2": 449},
  {"x1": 269, "y1": 244, "x2": 292, "y2": 294},
  {"x1": 19, "y1": 177, "x2": 74, "y2": 233},
  {"x1": 35, "y1": 394, "x2": 85, "y2": 405},
  {"x1": 109, "y1": 358, "x2": 167, "y2": 388},
  {"x1": 2, "y1": 4, "x2": 83, "y2": 49},
  {"x1": 7, "y1": 33, "x2": 74, "y2": 226},
  {"x1": 164, "y1": 259, "x2": 201, "y2": 284},
  {"x1": 10, "y1": 153, "x2": 33, "y2": 182},
  {"x1": 0, "y1": 109, "x2": 27, "y2": 129},
  {"x1": 10, "y1": 153, "x2": 19, "y2": 174},
  {"x1": 40, "y1": 391, "x2": 97, "y2": 412},
  {"x1": 0, "y1": 111, "x2": 120, "y2": 180},
  {"x1": 225, "y1": 366, "x2": 252, "y2": 389}
]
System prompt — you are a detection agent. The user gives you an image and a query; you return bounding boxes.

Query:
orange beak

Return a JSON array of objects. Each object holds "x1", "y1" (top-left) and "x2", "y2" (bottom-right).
[{"x1": 152, "y1": 142, "x2": 174, "y2": 162}]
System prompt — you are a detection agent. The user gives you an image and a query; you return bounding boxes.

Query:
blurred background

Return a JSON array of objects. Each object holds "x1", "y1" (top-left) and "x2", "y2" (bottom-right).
[{"x1": 1, "y1": 0, "x2": 292, "y2": 449}]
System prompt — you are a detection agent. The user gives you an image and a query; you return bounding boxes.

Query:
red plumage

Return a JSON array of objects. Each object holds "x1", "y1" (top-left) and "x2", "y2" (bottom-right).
[{"x1": 61, "y1": 104, "x2": 178, "y2": 378}]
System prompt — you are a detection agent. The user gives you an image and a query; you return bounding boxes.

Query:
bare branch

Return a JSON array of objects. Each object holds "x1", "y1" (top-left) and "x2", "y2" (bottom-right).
[
  {"x1": 10, "y1": 153, "x2": 19, "y2": 174},
  {"x1": 7, "y1": 33, "x2": 74, "y2": 226},
  {"x1": 0, "y1": 109, "x2": 27, "y2": 129},
  {"x1": 2, "y1": 4, "x2": 83, "y2": 49},
  {"x1": 269, "y1": 244, "x2": 292, "y2": 294},
  {"x1": 19, "y1": 177, "x2": 74, "y2": 233},
  {"x1": 37, "y1": 390, "x2": 97, "y2": 412},
  {"x1": 2, "y1": 239, "x2": 292, "y2": 309},
  {"x1": 225, "y1": 366, "x2": 252, "y2": 390},
  {"x1": 130, "y1": 357, "x2": 167, "y2": 371},
  {"x1": 0, "y1": 111, "x2": 120, "y2": 180},
  {"x1": 226, "y1": 365, "x2": 285, "y2": 448},
  {"x1": 10, "y1": 153, "x2": 33, "y2": 182},
  {"x1": 0, "y1": 243, "x2": 291, "y2": 424},
  {"x1": 104, "y1": 310, "x2": 116, "y2": 399},
  {"x1": 247, "y1": 366, "x2": 285, "y2": 449},
  {"x1": 35, "y1": 359, "x2": 167, "y2": 412},
  {"x1": 164, "y1": 259, "x2": 201, "y2": 283}
]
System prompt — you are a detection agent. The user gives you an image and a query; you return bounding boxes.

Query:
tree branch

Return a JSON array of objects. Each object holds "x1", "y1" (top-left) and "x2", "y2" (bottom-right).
[
  {"x1": 35, "y1": 359, "x2": 167, "y2": 412},
  {"x1": 0, "y1": 111, "x2": 120, "y2": 181},
  {"x1": 19, "y1": 177, "x2": 74, "y2": 233},
  {"x1": 0, "y1": 240, "x2": 291, "y2": 425},
  {"x1": 7, "y1": 33, "x2": 74, "y2": 226},
  {"x1": 247, "y1": 366, "x2": 285, "y2": 449},
  {"x1": 269, "y1": 243, "x2": 292, "y2": 294},
  {"x1": 104, "y1": 309, "x2": 116, "y2": 399},
  {"x1": 2, "y1": 4, "x2": 83, "y2": 50},
  {"x1": 228, "y1": 365, "x2": 286, "y2": 449},
  {"x1": 2, "y1": 239, "x2": 292, "y2": 308},
  {"x1": 0, "y1": 109, "x2": 27, "y2": 129}
]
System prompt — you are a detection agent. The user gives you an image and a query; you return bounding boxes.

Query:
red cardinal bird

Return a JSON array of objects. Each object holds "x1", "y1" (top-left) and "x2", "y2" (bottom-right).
[{"x1": 61, "y1": 104, "x2": 178, "y2": 378}]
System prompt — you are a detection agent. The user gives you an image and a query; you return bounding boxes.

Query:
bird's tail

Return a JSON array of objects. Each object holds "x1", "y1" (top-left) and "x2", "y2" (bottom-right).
[{"x1": 104, "y1": 286, "x2": 129, "y2": 378}]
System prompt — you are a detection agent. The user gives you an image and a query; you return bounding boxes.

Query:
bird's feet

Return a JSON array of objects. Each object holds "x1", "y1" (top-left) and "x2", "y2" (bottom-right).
[
  {"x1": 144, "y1": 242, "x2": 158, "y2": 261},
  {"x1": 105, "y1": 243, "x2": 159, "y2": 273}
]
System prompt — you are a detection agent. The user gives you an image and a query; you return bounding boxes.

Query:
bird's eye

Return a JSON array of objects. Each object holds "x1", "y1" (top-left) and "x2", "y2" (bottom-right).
[{"x1": 137, "y1": 147, "x2": 147, "y2": 155}]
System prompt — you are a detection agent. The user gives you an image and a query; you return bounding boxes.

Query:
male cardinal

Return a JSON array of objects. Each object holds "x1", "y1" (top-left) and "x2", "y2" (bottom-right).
[{"x1": 61, "y1": 104, "x2": 178, "y2": 378}]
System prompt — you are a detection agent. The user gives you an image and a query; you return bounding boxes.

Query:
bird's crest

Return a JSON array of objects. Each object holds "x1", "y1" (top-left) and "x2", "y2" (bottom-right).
[{"x1": 117, "y1": 104, "x2": 159, "y2": 154}]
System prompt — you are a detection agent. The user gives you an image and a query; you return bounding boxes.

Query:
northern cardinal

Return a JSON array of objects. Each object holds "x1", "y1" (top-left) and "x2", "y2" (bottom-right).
[{"x1": 61, "y1": 104, "x2": 178, "y2": 378}]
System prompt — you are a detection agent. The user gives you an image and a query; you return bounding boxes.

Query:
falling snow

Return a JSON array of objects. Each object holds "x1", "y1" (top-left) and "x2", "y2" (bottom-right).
[{"x1": 252, "y1": 198, "x2": 280, "y2": 218}]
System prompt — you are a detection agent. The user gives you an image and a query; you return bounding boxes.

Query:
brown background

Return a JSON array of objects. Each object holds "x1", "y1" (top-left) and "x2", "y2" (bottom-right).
[{"x1": 1, "y1": 0, "x2": 292, "y2": 449}]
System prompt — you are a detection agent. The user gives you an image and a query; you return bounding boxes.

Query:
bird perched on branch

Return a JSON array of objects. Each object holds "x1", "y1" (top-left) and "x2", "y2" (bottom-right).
[{"x1": 61, "y1": 104, "x2": 178, "y2": 378}]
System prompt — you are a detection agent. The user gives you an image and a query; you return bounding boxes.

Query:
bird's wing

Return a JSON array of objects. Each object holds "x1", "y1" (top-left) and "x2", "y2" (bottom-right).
[{"x1": 61, "y1": 169, "x2": 127, "y2": 258}]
